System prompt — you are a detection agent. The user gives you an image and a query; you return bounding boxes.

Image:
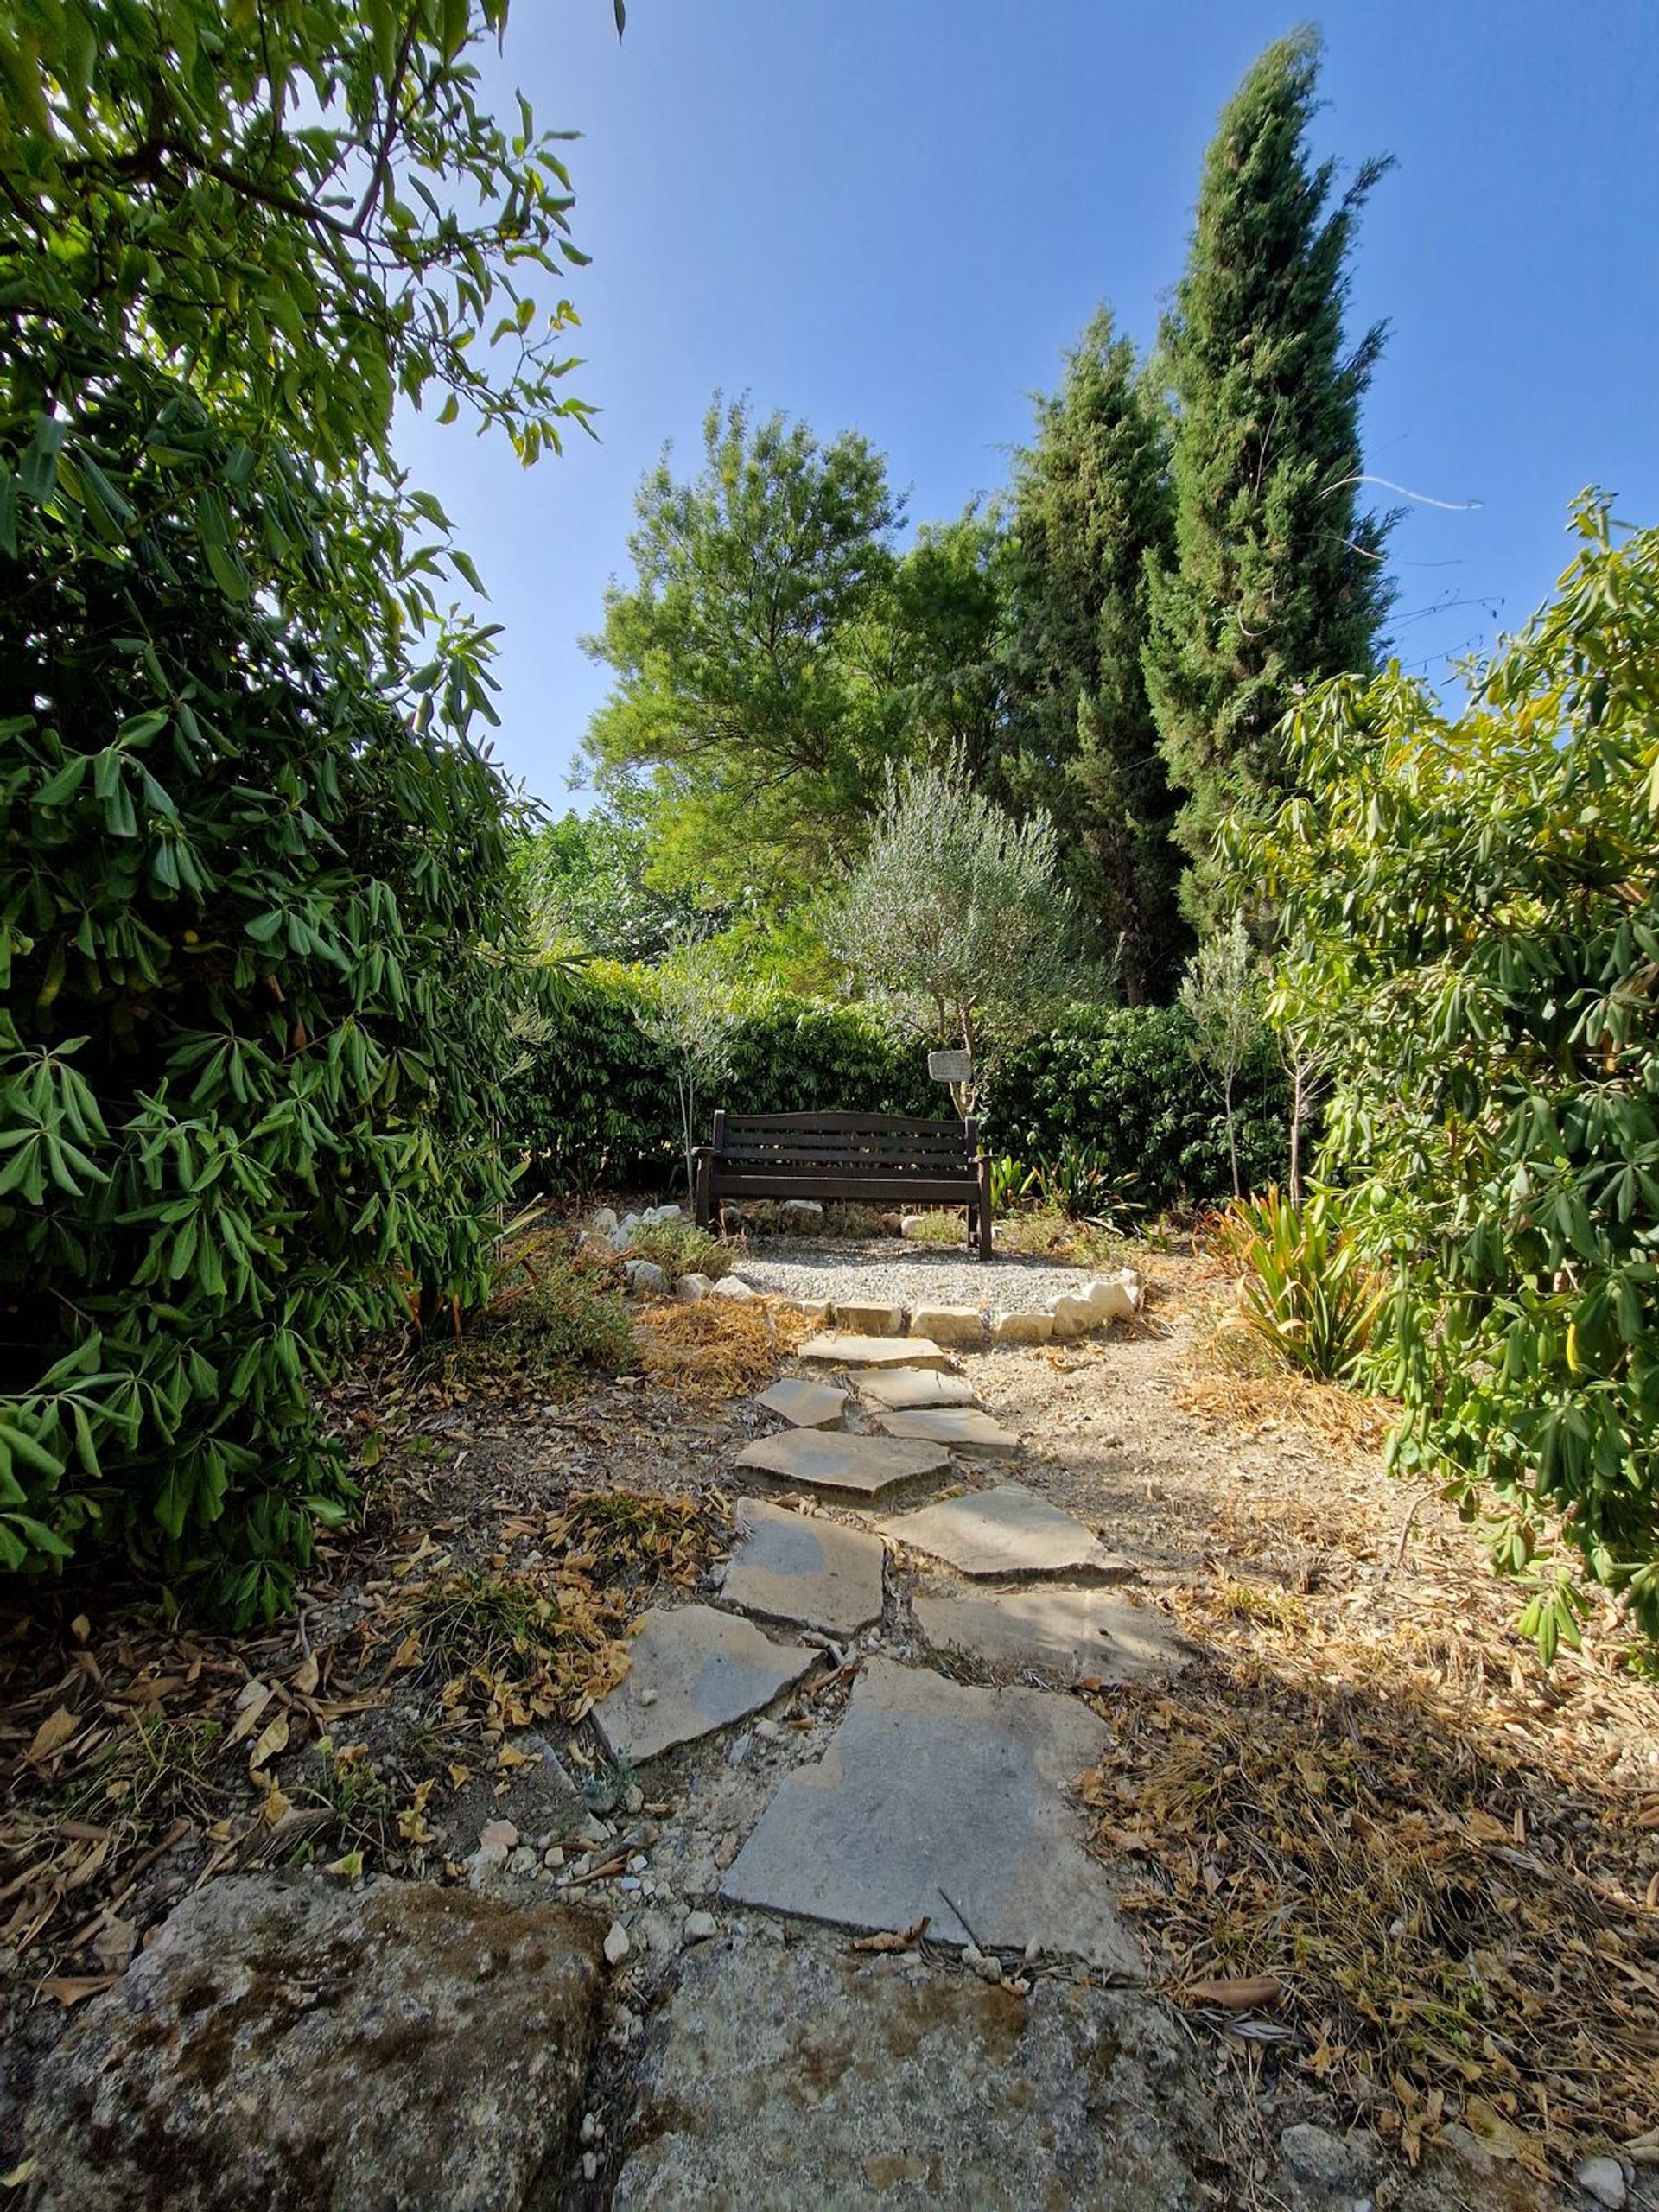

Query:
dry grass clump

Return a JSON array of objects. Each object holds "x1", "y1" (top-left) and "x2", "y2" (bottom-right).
[
  {"x1": 1082, "y1": 1586, "x2": 1659, "y2": 2182},
  {"x1": 1178, "y1": 1297, "x2": 1397, "y2": 1460},
  {"x1": 634, "y1": 1295, "x2": 813, "y2": 1395}
]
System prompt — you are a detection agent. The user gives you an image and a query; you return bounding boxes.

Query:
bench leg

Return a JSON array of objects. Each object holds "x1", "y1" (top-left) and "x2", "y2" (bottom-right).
[
  {"x1": 976, "y1": 1163, "x2": 993, "y2": 1260},
  {"x1": 693, "y1": 1153, "x2": 713, "y2": 1231}
]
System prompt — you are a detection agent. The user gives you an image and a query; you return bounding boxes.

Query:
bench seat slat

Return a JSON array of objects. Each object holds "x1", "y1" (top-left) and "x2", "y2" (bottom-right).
[{"x1": 708, "y1": 1173, "x2": 979, "y2": 1204}]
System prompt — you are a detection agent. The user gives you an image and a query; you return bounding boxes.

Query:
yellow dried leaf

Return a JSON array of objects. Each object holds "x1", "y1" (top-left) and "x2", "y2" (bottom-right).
[
  {"x1": 390, "y1": 1630, "x2": 423, "y2": 1671},
  {"x1": 248, "y1": 1712, "x2": 289, "y2": 1771},
  {"x1": 262, "y1": 1784, "x2": 293, "y2": 1827},
  {"x1": 27, "y1": 1707, "x2": 80, "y2": 1764},
  {"x1": 291, "y1": 1654, "x2": 320, "y2": 1696}
]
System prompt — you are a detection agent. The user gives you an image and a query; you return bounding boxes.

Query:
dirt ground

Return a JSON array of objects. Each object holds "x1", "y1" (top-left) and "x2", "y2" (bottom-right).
[{"x1": 3, "y1": 1239, "x2": 1656, "y2": 2207}]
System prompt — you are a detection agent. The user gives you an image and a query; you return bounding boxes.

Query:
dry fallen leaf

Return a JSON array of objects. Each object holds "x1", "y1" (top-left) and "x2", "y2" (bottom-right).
[
  {"x1": 247, "y1": 1712, "x2": 289, "y2": 1771},
  {"x1": 850, "y1": 1916, "x2": 930, "y2": 1954},
  {"x1": 290, "y1": 1654, "x2": 320, "y2": 1696},
  {"x1": 1181, "y1": 1975, "x2": 1284, "y2": 2011},
  {"x1": 26, "y1": 1707, "x2": 80, "y2": 1764},
  {"x1": 39, "y1": 1974, "x2": 118, "y2": 2006}
]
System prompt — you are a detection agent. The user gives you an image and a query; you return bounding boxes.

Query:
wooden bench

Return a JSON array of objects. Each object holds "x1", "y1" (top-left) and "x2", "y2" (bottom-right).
[{"x1": 693, "y1": 1111, "x2": 993, "y2": 1259}]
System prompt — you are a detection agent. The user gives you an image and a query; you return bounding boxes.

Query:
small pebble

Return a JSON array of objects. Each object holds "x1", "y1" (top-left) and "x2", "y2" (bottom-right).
[
  {"x1": 682, "y1": 1910, "x2": 718, "y2": 1946},
  {"x1": 753, "y1": 1719, "x2": 779, "y2": 1743},
  {"x1": 623, "y1": 1783, "x2": 645, "y2": 1814},
  {"x1": 639, "y1": 1688, "x2": 658, "y2": 1707},
  {"x1": 580, "y1": 2114, "x2": 598, "y2": 2145},
  {"x1": 1576, "y1": 2158, "x2": 1628, "y2": 2210},
  {"x1": 582, "y1": 2152, "x2": 598, "y2": 2183},
  {"x1": 603, "y1": 1921, "x2": 631, "y2": 1967},
  {"x1": 628, "y1": 1853, "x2": 648, "y2": 1873},
  {"x1": 618, "y1": 1876, "x2": 640, "y2": 1893}
]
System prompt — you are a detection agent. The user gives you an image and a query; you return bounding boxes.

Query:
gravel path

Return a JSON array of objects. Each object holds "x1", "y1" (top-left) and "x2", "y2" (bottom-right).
[{"x1": 731, "y1": 1236, "x2": 1100, "y2": 1315}]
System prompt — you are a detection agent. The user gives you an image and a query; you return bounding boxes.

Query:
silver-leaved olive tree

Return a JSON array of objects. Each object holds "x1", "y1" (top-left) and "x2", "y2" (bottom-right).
[
  {"x1": 0, "y1": 0, "x2": 607, "y2": 1618},
  {"x1": 1244, "y1": 497, "x2": 1659, "y2": 1657}
]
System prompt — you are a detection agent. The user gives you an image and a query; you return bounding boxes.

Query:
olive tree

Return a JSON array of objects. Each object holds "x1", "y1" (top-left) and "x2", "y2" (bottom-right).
[{"x1": 823, "y1": 758, "x2": 1085, "y2": 1116}]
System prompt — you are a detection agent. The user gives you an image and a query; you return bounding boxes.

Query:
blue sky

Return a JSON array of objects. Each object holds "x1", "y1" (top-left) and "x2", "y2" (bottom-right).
[{"x1": 398, "y1": 0, "x2": 1659, "y2": 808}]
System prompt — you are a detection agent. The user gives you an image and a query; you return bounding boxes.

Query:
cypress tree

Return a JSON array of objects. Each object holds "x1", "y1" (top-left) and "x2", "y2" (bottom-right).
[
  {"x1": 1145, "y1": 29, "x2": 1395, "y2": 931},
  {"x1": 998, "y1": 310, "x2": 1187, "y2": 1002}
]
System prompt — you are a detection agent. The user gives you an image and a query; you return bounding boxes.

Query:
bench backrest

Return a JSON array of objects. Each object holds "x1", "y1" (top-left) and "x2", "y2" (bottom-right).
[{"x1": 710, "y1": 1110, "x2": 976, "y2": 1173}]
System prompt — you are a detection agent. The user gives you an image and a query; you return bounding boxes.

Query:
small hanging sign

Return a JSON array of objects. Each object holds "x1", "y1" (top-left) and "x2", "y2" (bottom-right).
[{"x1": 927, "y1": 1048, "x2": 973, "y2": 1085}]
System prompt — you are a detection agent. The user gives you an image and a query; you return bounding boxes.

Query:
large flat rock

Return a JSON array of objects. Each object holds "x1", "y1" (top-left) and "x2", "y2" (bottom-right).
[
  {"x1": 856, "y1": 1368, "x2": 980, "y2": 1411},
  {"x1": 612, "y1": 1942, "x2": 1199, "y2": 2211},
  {"x1": 594, "y1": 1605, "x2": 812, "y2": 1764},
  {"x1": 872, "y1": 1407, "x2": 1020, "y2": 1459},
  {"x1": 914, "y1": 1587, "x2": 1190, "y2": 1683},
  {"x1": 721, "y1": 1498, "x2": 885, "y2": 1636},
  {"x1": 798, "y1": 1333, "x2": 950, "y2": 1371},
  {"x1": 880, "y1": 1483, "x2": 1131, "y2": 1580},
  {"x1": 20, "y1": 1875, "x2": 605, "y2": 2212},
  {"x1": 721, "y1": 1658, "x2": 1141, "y2": 1977},
  {"x1": 756, "y1": 1376, "x2": 849, "y2": 1429},
  {"x1": 736, "y1": 1427, "x2": 950, "y2": 1497}
]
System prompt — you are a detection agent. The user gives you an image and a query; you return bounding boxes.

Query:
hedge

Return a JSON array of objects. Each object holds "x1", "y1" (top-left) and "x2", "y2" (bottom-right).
[{"x1": 506, "y1": 975, "x2": 1287, "y2": 1212}]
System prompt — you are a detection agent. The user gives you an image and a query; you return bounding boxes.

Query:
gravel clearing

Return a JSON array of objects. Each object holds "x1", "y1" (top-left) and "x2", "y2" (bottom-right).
[{"x1": 731, "y1": 1236, "x2": 1102, "y2": 1317}]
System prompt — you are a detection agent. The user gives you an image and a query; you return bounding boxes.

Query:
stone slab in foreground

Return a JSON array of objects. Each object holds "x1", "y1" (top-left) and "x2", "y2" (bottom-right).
[
  {"x1": 720, "y1": 1656, "x2": 1142, "y2": 1977},
  {"x1": 721, "y1": 1498, "x2": 885, "y2": 1637},
  {"x1": 594, "y1": 1604, "x2": 812, "y2": 1764},
  {"x1": 736, "y1": 1427, "x2": 950, "y2": 1498},
  {"x1": 20, "y1": 1875, "x2": 605, "y2": 2212},
  {"x1": 880, "y1": 1482, "x2": 1133, "y2": 1580},
  {"x1": 913, "y1": 1586, "x2": 1191, "y2": 1683},
  {"x1": 798, "y1": 1332, "x2": 950, "y2": 1371},
  {"x1": 611, "y1": 1942, "x2": 1196, "y2": 2211}
]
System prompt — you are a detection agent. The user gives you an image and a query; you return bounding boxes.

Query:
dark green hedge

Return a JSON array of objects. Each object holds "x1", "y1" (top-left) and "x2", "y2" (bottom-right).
[
  {"x1": 507, "y1": 976, "x2": 1287, "y2": 1211},
  {"x1": 983, "y1": 1005, "x2": 1288, "y2": 1210}
]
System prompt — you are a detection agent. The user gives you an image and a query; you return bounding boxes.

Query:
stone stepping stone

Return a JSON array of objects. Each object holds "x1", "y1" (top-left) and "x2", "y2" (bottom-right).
[
  {"x1": 736, "y1": 1427, "x2": 950, "y2": 1498},
  {"x1": 880, "y1": 1483, "x2": 1131, "y2": 1580},
  {"x1": 872, "y1": 1407, "x2": 1020, "y2": 1459},
  {"x1": 798, "y1": 1332, "x2": 950, "y2": 1371},
  {"x1": 755, "y1": 1376, "x2": 849, "y2": 1429},
  {"x1": 856, "y1": 1368, "x2": 979, "y2": 1412},
  {"x1": 913, "y1": 1586, "x2": 1190, "y2": 1683},
  {"x1": 720, "y1": 1657, "x2": 1142, "y2": 1977},
  {"x1": 720, "y1": 1498, "x2": 885, "y2": 1636},
  {"x1": 593, "y1": 1605, "x2": 812, "y2": 1765}
]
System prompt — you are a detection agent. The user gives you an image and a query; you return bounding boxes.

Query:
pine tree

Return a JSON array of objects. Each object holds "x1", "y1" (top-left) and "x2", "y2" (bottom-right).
[
  {"x1": 1145, "y1": 29, "x2": 1394, "y2": 931},
  {"x1": 997, "y1": 311, "x2": 1186, "y2": 1001}
]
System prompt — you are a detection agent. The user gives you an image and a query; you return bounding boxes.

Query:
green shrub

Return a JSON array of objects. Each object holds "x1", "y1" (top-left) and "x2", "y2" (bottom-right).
[
  {"x1": 987, "y1": 1004, "x2": 1288, "y2": 1210},
  {"x1": 1246, "y1": 498, "x2": 1659, "y2": 1653},
  {"x1": 454, "y1": 1262, "x2": 636, "y2": 1383},
  {"x1": 0, "y1": 378, "x2": 526, "y2": 1618},
  {"x1": 1214, "y1": 1188, "x2": 1382, "y2": 1382}
]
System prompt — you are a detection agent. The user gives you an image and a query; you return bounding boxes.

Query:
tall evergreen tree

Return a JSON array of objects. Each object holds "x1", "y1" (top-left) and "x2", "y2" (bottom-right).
[
  {"x1": 997, "y1": 311, "x2": 1185, "y2": 1001},
  {"x1": 1144, "y1": 29, "x2": 1395, "y2": 931}
]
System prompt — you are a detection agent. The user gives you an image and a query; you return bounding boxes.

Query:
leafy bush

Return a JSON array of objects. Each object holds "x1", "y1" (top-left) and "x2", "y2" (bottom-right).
[
  {"x1": 1214, "y1": 1189, "x2": 1382, "y2": 1382},
  {"x1": 987, "y1": 1004, "x2": 1288, "y2": 1211},
  {"x1": 506, "y1": 974, "x2": 934, "y2": 1192},
  {"x1": 1246, "y1": 498, "x2": 1659, "y2": 1651},
  {"x1": 453, "y1": 1262, "x2": 636, "y2": 1384},
  {"x1": 0, "y1": 379, "x2": 527, "y2": 1615}
]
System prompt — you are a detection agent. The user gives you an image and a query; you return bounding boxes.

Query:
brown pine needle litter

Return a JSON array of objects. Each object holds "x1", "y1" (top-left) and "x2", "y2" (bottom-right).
[
  {"x1": 633, "y1": 1294, "x2": 813, "y2": 1395},
  {"x1": 1081, "y1": 1581, "x2": 1659, "y2": 2181}
]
